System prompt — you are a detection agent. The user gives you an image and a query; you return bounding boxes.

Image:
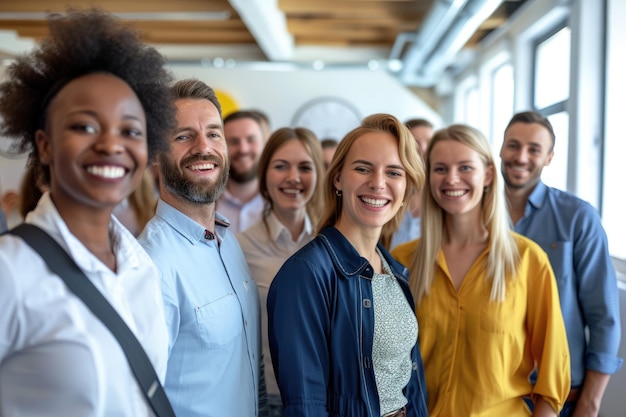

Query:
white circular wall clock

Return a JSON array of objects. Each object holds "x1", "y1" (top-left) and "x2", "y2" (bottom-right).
[{"x1": 291, "y1": 96, "x2": 361, "y2": 142}]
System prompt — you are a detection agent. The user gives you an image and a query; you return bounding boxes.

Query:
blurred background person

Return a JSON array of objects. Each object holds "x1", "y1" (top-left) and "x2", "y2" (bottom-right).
[
  {"x1": 247, "y1": 108, "x2": 272, "y2": 141},
  {"x1": 218, "y1": 110, "x2": 266, "y2": 233},
  {"x1": 384, "y1": 118, "x2": 434, "y2": 251},
  {"x1": 238, "y1": 126, "x2": 324, "y2": 417},
  {"x1": 320, "y1": 137, "x2": 339, "y2": 170}
]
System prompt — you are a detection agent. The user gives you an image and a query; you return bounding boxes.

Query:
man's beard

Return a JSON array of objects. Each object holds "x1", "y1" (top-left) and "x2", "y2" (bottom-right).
[
  {"x1": 228, "y1": 162, "x2": 258, "y2": 184},
  {"x1": 159, "y1": 153, "x2": 230, "y2": 204}
]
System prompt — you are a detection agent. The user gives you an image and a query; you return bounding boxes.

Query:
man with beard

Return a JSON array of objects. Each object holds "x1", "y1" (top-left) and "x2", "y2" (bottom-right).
[
  {"x1": 500, "y1": 111, "x2": 622, "y2": 417},
  {"x1": 217, "y1": 110, "x2": 266, "y2": 233},
  {"x1": 139, "y1": 79, "x2": 263, "y2": 417}
]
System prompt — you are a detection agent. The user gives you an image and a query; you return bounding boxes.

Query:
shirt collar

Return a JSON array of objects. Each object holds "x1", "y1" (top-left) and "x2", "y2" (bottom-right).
[
  {"x1": 155, "y1": 199, "x2": 230, "y2": 244},
  {"x1": 318, "y1": 226, "x2": 409, "y2": 280},
  {"x1": 527, "y1": 180, "x2": 548, "y2": 210},
  {"x1": 265, "y1": 211, "x2": 313, "y2": 243},
  {"x1": 26, "y1": 192, "x2": 140, "y2": 274}
]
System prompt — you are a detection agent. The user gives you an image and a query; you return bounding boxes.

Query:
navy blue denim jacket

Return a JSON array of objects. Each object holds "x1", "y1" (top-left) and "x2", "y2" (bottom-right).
[{"x1": 268, "y1": 226, "x2": 428, "y2": 417}]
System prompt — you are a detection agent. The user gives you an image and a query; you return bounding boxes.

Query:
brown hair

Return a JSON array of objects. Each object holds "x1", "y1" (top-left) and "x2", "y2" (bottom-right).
[{"x1": 258, "y1": 127, "x2": 324, "y2": 226}]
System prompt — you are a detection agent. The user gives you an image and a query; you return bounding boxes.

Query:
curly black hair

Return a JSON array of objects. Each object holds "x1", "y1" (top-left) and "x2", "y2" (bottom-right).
[{"x1": 0, "y1": 8, "x2": 177, "y2": 183}]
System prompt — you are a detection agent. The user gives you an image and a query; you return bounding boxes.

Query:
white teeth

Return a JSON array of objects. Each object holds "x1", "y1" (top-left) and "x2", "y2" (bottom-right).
[
  {"x1": 361, "y1": 197, "x2": 388, "y2": 207},
  {"x1": 189, "y1": 163, "x2": 215, "y2": 170},
  {"x1": 444, "y1": 190, "x2": 466, "y2": 197},
  {"x1": 282, "y1": 188, "x2": 301, "y2": 194},
  {"x1": 86, "y1": 165, "x2": 125, "y2": 179}
]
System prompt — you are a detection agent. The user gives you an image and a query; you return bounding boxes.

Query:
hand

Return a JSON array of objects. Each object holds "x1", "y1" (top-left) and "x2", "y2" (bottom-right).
[{"x1": 532, "y1": 396, "x2": 557, "y2": 417}]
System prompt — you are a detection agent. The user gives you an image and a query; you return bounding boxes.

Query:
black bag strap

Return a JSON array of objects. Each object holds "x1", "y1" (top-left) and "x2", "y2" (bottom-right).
[{"x1": 9, "y1": 223, "x2": 176, "y2": 417}]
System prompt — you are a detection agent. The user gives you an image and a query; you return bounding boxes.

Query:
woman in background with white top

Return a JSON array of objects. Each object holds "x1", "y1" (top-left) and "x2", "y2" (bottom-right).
[{"x1": 238, "y1": 126, "x2": 325, "y2": 416}]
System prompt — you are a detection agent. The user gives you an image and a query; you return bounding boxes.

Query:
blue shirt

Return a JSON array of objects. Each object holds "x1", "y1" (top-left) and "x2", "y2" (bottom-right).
[
  {"x1": 139, "y1": 199, "x2": 261, "y2": 417},
  {"x1": 389, "y1": 210, "x2": 421, "y2": 251},
  {"x1": 513, "y1": 181, "x2": 623, "y2": 386},
  {"x1": 0, "y1": 209, "x2": 7, "y2": 233}
]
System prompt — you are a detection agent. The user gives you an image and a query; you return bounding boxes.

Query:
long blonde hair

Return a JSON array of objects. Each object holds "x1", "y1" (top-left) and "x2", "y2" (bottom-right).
[
  {"x1": 316, "y1": 113, "x2": 425, "y2": 236},
  {"x1": 409, "y1": 124, "x2": 519, "y2": 303}
]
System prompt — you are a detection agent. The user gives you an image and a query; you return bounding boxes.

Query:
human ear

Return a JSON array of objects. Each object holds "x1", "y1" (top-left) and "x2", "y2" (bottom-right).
[
  {"x1": 333, "y1": 171, "x2": 342, "y2": 193},
  {"x1": 35, "y1": 129, "x2": 52, "y2": 165},
  {"x1": 484, "y1": 164, "x2": 495, "y2": 187}
]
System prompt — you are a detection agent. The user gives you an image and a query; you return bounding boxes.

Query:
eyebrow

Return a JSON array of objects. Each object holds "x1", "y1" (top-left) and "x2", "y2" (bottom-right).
[
  {"x1": 351, "y1": 159, "x2": 405, "y2": 170},
  {"x1": 272, "y1": 158, "x2": 314, "y2": 164},
  {"x1": 432, "y1": 160, "x2": 476, "y2": 165},
  {"x1": 173, "y1": 124, "x2": 222, "y2": 133},
  {"x1": 505, "y1": 138, "x2": 545, "y2": 148},
  {"x1": 68, "y1": 110, "x2": 144, "y2": 123}
]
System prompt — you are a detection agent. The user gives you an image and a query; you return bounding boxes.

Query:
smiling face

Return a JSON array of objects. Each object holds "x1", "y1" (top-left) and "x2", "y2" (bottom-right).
[
  {"x1": 429, "y1": 139, "x2": 494, "y2": 217},
  {"x1": 266, "y1": 138, "x2": 317, "y2": 218},
  {"x1": 334, "y1": 131, "x2": 407, "y2": 234},
  {"x1": 224, "y1": 117, "x2": 264, "y2": 183},
  {"x1": 159, "y1": 98, "x2": 229, "y2": 204},
  {"x1": 36, "y1": 72, "x2": 147, "y2": 214},
  {"x1": 500, "y1": 121, "x2": 554, "y2": 192}
]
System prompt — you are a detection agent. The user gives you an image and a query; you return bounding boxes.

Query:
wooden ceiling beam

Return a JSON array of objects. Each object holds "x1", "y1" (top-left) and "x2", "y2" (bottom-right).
[
  {"x1": 0, "y1": 0, "x2": 235, "y2": 13},
  {"x1": 287, "y1": 18, "x2": 418, "y2": 32},
  {"x1": 279, "y1": 0, "x2": 425, "y2": 19}
]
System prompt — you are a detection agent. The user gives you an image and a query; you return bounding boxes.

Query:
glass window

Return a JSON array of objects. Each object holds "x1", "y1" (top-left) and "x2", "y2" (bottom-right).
[
  {"x1": 534, "y1": 26, "x2": 571, "y2": 110},
  {"x1": 490, "y1": 62, "x2": 514, "y2": 150},
  {"x1": 541, "y1": 112, "x2": 569, "y2": 191},
  {"x1": 464, "y1": 86, "x2": 480, "y2": 126}
]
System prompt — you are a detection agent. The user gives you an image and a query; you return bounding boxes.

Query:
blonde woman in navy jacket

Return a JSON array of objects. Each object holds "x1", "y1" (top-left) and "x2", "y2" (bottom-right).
[{"x1": 267, "y1": 114, "x2": 428, "y2": 417}]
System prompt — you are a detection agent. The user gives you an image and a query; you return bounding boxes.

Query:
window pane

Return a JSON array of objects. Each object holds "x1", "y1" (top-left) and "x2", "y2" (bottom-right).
[
  {"x1": 490, "y1": 63, "x2": 514, "y2": 149},
  {"x1": 465, "y1": 86, "x2": 480, "y2": 125},
  {"x1": 534, "y1": 27, "x2": 571, "y2": 109},
  {"x1": 541, "y1": 111, "x2": 569, "y2": 190}
]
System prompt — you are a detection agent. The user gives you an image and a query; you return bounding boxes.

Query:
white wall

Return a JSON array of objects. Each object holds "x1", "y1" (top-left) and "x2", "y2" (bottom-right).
[{"x1": 167, "y1": 64, "x2": 443, "y2": 133}]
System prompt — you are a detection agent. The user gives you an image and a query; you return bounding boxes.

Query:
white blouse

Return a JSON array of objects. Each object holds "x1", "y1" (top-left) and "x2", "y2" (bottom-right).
[{"x1": 0, "y1": 193, "x2": 169, "y2": 416}]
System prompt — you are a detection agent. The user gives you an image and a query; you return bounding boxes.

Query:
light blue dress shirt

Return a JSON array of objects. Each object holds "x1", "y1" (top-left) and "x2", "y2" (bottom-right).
[
  {"x1": 389, "y1": 210, "x2": 421, "y2": 251},
  {"x1": 139, "y1": 199, "x2": 261, "y2": 417},
  {"x1": 513, "y1": 181, "x2": 623, "y2": 386}
]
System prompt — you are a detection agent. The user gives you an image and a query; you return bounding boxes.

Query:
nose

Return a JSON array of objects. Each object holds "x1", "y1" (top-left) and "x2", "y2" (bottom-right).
[
  {"x1": 286, "y1": 166, "x2": 301, "y2": 183},
  {"x1": 93, "y1": 130, "x2": 124, "y2": 154},
  {"x1": 514, "y1": 148, "x2": 529, "y2": 164},
  {"x1": 190, "y1": 135, "x2": 213, "y2": 155},
  {"x1": 369, "y1": 170, "x2": 385, "y2": 190},
  {"x1": 445, "y1": 168, "x2": 460, "y2": 184}
]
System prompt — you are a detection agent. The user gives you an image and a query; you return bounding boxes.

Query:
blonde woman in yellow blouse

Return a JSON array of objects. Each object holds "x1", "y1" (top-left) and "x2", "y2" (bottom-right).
[{"x1": 392, "y1": 124, "x2": 570, "y2": 417}]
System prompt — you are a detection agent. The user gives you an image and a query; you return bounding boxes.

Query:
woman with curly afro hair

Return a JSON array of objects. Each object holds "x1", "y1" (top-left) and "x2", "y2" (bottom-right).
[{"x1": 0, "y1": 8, "x2": 177, "y2": 416}]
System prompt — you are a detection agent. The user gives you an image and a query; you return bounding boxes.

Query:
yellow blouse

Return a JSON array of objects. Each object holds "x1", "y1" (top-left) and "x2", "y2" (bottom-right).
[{"x1": 392, "y1": 233, "x2": 570, "y2": 416}]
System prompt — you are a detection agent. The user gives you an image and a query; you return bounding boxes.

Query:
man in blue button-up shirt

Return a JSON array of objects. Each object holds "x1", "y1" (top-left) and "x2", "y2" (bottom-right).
[
  {"x1": 139, "y1": 79, "x2": 262, "y2": 417},
  {"x1": 500, "y1": 111, "x2": 622, "y2": 417}
]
